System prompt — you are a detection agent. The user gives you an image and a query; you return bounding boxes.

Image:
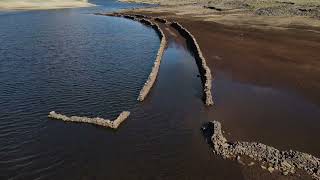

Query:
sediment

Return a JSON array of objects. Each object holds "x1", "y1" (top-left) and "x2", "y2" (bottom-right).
[
  {"x1": 48, "y1": 111, "x2": 130, "y2": 129},
  {"x1": 203, "y1": 121, "x2": 320, "y2": 179},
  {"x1": 170, "y1": 22, "x2": 213, "y2": 106}
]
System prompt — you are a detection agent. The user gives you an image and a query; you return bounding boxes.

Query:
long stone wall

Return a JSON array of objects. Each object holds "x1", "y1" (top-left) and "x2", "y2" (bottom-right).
[
  {"x1": 136, "y1": 19, "x2": 167, "y2": 101},
  {"x1": 170, "y1": 22, "x2": 213, "y2": 106},
  {"x1": 97, "y1": 13, "x2": 167, "y2": 101},
  {"x1": 48, "y1": 111, "x2": 130, "y2": 129},
  {"x1": 203, "y1": 121, "x2": 320, "y2": 179}
]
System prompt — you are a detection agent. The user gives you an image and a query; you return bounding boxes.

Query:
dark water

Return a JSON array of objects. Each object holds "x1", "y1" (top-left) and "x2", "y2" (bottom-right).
[{"x1": 1, "y1": 0, "x2": 320, "y2": 180}]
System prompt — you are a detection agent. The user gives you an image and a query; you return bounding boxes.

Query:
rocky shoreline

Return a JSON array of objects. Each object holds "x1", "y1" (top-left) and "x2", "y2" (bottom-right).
[
  {"x1": 48, "y1": 111, "x2": 130, "y2": 129},
  {"x1": 202, "y1": 121, "x2": 320, "y2": 179}
]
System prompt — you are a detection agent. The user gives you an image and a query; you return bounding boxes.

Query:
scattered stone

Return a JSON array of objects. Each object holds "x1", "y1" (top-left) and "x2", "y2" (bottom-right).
[{"x1": 268, "y1": 166, "x2": 275, "y2": 173}]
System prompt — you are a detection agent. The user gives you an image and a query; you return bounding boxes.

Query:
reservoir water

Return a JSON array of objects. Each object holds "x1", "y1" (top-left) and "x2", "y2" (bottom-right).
[{"x1": 1, "y1": 0, "x2": 320, "y2": 180}]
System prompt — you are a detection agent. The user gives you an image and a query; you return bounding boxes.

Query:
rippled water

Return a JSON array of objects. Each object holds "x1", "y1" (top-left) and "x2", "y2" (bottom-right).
[
  {"x1": 1, "y1": 0, "x2": 320, "y2": 180},
  {"x1": 0, "y1": 1, "x2": 161, "y2": 179}
]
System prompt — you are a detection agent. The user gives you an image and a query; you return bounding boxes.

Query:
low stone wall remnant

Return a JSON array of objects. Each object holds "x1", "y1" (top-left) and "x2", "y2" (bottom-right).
[
  {"x1": 98, "y1": 13, "x2": 168, "y2": 101},
  {"x1": 170, "y1": 22, "x2": 213, "y2": 106},
  {"x1": 48, "y1": 111, "x2": 130, "y2": 129},
  {"x1": 204, "y1": 121, "x2": 320, "y2": 179},
  {"x1": 136, "y1": 18, "x2": 167, "y2": 101}
]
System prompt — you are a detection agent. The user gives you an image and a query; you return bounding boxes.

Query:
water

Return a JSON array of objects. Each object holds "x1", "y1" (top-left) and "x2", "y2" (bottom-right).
[{"x1": 1, "y1": 0, "x2": 320, "y2": 180}]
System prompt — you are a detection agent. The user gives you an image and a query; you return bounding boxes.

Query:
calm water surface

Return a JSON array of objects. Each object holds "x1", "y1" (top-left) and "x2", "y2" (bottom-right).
[{"x1": 1, "y1": 0, "x2": 320, "y2": 180}]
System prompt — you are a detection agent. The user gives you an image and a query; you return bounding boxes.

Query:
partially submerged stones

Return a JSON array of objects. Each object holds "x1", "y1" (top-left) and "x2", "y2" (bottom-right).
[
  {"x1": 48, "y1": 111, "x2": 130, "y2": 129},
  {"x1": 134, "y1": 19, "x2": 167, "y2": 101},
  {"x1": 205, "y1": 121, "x2": 320, "y2": 179}
]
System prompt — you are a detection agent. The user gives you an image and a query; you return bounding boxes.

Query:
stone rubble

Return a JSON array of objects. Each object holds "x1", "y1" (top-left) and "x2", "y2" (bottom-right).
[{"x1": 207, "y1": 121, "x2": 320, "y2": 179}]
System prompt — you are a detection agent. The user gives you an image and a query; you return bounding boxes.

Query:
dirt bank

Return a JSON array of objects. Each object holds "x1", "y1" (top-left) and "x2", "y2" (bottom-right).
[{"x1": 117, "y1": 9, "x2": 320, "y2": 107}]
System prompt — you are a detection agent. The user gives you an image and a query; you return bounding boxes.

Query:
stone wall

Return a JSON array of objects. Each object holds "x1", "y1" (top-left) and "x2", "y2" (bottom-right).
[
  {"x1": 136, "y1": 19, "x2": 167, "y2": 101},
  {"x1": 170, "y1": 22, "x2": 213, "y2": 106},
  {"x1": 202, "y1": 121, "x2": 320, "y2": 179},
  {"x1": 48, "y1": 111, "x2": 130, "y2": 129},
  {"x1": 99, "y1": 13, "x2": 167, "y2": 101}
]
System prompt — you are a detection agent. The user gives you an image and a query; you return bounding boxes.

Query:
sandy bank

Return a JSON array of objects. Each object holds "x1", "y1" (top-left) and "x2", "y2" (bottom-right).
[
  {"x1": 117, "y1": 0, "x2": 320, "y2": 30},
  {"x1": 0, "y1": 0, "x2": 94, "y2": 10},
  {"x1": 48, "y1": 111, "x2": 130, "y2": 129}
]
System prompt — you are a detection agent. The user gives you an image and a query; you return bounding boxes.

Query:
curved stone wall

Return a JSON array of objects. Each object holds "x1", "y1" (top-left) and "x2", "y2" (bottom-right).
[
  {"x1": 203, "y1": 121, "x2": 320, "y2": 179},
  {"x1": 101, "y1": 14, "x2": 167, "y2": 101},
  {"x1": 170, "y1": 22, "x2": 213, "y2": 106},
  {"x1": 136, "y1": 19, "x2": 167, "y2": 101},
  {"x1": 48, "y1": 111, "x2": 130, "y2": 129}
]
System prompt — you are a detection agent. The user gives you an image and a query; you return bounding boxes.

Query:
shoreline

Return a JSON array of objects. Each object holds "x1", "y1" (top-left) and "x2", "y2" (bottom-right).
[
  {"x1": 118, "y1": 8, "x2": 320, "y2": 107},
  {"x1": 0, "y1": 2, "x2": 95, "y2": 11},
  {"x1": 116, "y1": 0, "x2": 320, "y2": 32},
  {"x1": 97, "y1": 12, "x2": 214, "y2": 106},
  {"x1": 99, "y1": 8, "x2": 320, "y2": 180}
]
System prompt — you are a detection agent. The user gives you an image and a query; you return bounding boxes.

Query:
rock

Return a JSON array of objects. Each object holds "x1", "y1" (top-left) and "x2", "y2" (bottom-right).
[{"x1": 268, "y1": 166, "x2": 275, "y2": 173}]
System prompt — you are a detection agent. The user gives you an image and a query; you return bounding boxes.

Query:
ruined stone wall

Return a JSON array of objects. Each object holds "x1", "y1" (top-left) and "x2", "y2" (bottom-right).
[
  {"x1": 136, "y1": 19, "x2": 167, "y2": 101},
  {"x1": 48, "y1": 111, "x2": 130, "y2": 129},
  {"x1": 170, "y1": 22, "x2": 213, "y2": 106},
  {"x1": 99, "y1": 13, "x2": 167, "y2": 101},
  {"x1": 204, "y1": 121, "x2": 320, "y2": 179}
]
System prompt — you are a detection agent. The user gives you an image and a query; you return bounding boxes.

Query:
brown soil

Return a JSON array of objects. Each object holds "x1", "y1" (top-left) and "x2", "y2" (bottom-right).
[{"x1": 122, "y1": 10, "x2": 320, "y2": 106}]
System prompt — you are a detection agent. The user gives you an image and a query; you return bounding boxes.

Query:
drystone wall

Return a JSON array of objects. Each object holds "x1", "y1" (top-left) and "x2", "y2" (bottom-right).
[
  {"x1": 100, "y1": 13, "x2": 168, "y2": 101},
  {"x1": 136, "y1": 19, "x2": 167, "y2": 101},
  {"x1": 48, "y1": 111, "x2": 130, "y2": 129},
  {"x1": 170, "y1": 22, "x2": 213, "y2": 106},
  {"x1": 204, "y1": 121, "x2": 320, "y2": 179}
]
